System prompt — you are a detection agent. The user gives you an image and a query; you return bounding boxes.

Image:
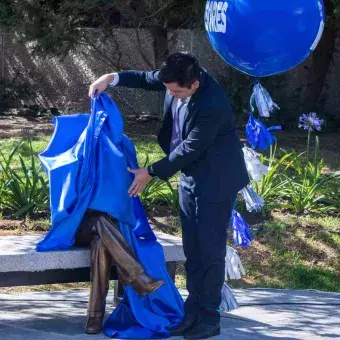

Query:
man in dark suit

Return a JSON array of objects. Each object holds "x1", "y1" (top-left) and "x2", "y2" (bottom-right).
[{"x1": 89, "y1": 52, "x2": 249, "y2": 339}]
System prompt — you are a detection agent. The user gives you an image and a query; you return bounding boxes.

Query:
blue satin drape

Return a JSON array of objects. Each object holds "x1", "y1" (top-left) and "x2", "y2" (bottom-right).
[{"x1": 36, "y1": 93, "x2": 184, "y2": 338}]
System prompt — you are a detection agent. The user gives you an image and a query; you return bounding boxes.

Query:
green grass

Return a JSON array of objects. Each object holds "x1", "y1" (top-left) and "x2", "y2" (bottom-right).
[
  {"x1": 133, "y1": 139, "x2": 164, "y2": 165},
  {"x1": 233, "y1": 213, "x2": 340, "y2": 292},
  {"x1": 0, "y1": 136, "x2": 50, "y2": 166},
  {"x1": 1, "y1": 135, "x2": 340, "y2": 293},
  {"x1": 0, "y1": 136, "x2": 164, "y2": 168}
]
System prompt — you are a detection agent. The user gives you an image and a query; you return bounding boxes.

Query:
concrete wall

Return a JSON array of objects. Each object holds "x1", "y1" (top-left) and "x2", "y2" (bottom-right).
[
  {"x1": 1, "y1": 28, "x2": 340, "y2": 123},
  {"x1": 0, "y1": 29, "x2": 161, "y2": 116}
]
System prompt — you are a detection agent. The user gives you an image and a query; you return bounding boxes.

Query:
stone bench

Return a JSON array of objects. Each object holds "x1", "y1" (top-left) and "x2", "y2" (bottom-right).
[{"x1": 0, "y1": 232, "x2": 185, "y2": 303}]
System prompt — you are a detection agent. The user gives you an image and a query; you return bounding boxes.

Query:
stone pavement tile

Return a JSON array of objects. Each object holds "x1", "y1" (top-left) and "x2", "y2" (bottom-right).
[
  {"x1": 0, "y1": 323, "x2": 109, "y2": 340},
  {"x1": 0, "y1": 324, "x2": 70, "y2": 340},
  {"x1": 232, "y1": 288, "x2": 340, "y2": 306},
  {"x1": 1, "y1": 289, "x2": 340, "y2": 340},
  {"x1": 223, "y1": 303, "x2": 340, "y2": 340}
]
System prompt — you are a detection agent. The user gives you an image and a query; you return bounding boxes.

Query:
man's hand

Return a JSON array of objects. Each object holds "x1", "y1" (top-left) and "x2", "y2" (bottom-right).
[
  {"x1": 88, "y1": 73, "x2": 115, "y2": 98},
  {"x1": 128, "y1": 167, "x2": 152, "y2": 197}
]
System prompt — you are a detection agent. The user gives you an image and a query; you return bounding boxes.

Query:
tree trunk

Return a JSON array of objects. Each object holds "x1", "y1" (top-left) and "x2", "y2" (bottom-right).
[
  {"x1": 151, "y1": 26, "x2": 169, "y2": 119},
  {"x1": 302, "y1": 0, "x2": 336, "y2": 113},
  {"x1": 151, "y1": 26, "x2": 169, "y2": 67}
]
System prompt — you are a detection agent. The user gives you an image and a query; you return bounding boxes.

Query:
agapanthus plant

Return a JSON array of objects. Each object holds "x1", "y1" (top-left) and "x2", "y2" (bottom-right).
[
  {"x1": 299, "y1": 112, "x2": 324, "y2": 161},
  {"x1": 299, "y1": 112, "x2": 324, "y2": 132},
  {"x1": 280, "y1": 112, "x2": 336, "y2": 215}
]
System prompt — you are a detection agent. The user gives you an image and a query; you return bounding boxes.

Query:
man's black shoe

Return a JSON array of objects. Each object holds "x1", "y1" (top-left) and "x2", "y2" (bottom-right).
[
  {"x1": 184, "y1": 323, "x2": 220, "y2": 339},
  {"x1": 166, "y1": 316, "x2": 197, "y2": 336}
]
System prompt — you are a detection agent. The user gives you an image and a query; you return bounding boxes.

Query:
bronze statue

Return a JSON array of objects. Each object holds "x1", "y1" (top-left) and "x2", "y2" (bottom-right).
[{"x1": 74, "y1": 210, "x2": 164, "y2": 334}]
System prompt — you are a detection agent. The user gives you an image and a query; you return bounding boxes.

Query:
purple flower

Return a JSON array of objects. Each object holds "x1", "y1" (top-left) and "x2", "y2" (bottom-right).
[{"x1": 298, "y1": 113, "x2": 324, "y2": 132}]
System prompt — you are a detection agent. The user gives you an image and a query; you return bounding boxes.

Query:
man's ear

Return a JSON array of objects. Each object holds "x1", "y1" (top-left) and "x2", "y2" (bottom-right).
[{"x1": 192, "y1": 80, "x2": 200, "y2": 90}]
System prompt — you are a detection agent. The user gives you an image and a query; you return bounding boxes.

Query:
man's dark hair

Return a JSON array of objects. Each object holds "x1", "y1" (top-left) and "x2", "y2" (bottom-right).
[{"x1": 158, "y1": 52, "x2": 201, "y2": 88}]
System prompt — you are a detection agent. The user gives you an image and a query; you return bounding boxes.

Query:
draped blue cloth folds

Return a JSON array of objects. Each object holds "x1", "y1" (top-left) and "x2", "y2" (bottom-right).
[{"x1": 35, "y1": 92, "x2": 184, "y2": 338}]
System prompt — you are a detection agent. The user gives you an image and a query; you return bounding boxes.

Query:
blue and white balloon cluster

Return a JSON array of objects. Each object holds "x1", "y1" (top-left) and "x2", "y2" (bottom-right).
[
  {"x1": 207, "y1": 1, "x2": 326, "y2": 312},
  {"x1": 205, "y1": 0, "x2": 326, "y2": 249}
]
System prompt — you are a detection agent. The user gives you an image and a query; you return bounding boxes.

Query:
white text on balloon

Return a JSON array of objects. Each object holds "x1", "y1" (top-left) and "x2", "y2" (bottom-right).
[{"x1": 205, "y1": 1, "x2": 229, "y2": 34}]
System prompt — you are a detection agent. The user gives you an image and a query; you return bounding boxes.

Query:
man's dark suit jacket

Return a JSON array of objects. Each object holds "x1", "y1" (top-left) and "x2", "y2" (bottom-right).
[{"x1": 117, "y1": 68, "x2": 249, "y2": 202}]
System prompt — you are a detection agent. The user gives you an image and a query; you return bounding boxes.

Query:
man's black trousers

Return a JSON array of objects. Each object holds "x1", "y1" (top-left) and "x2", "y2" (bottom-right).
[{"x1": 179, "y1": 177, "x2": 236, "y2": 326}]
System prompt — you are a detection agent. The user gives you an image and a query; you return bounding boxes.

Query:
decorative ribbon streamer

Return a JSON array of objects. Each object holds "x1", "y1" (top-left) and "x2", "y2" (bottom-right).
[
  {"x1": 242, "y1": 146, "x2": 268, "y2": 181},
  {"x1": 220, "y1": 283, "x2": 239, "y2": 312},
  {"x1": 240, "y1": 184, "x2": 265, "y2": 213},
  {"x1": 250, "y1": 82, "x2": 279, "y2": 118},
  {"x1": 231, "y1": 210, "x2": 254, "y2": 247},
  {"x1": 225, "y1": 245, "x2": 246, "y2": 280},
  {"x1": 246, "y1": 114, "x2": 281, "y2": 150}
]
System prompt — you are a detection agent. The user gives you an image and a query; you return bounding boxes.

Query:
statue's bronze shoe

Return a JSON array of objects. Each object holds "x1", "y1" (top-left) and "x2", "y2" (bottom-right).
[
  {"x1": 130, "y1": 272, "x2": 164, "y2": 296},
  {"x1": 85, "y1": 316, "x2": 103, "y2": 334}
]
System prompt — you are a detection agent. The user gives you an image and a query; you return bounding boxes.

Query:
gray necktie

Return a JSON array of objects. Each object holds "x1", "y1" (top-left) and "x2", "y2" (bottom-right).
[{"x1": 175, "y1": 98, "x2": 187, "y2": 136}]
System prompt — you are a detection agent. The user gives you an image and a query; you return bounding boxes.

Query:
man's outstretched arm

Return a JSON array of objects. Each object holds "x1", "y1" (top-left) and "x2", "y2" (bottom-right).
[{"x1": 89, "y1": 70, "x2": 165, "y2": 98}]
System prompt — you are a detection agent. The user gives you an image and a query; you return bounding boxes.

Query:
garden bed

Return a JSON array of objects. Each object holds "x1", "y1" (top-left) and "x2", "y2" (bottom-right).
[{"x1": 0, "y1": 114, "x2": 339, "y2": 293}]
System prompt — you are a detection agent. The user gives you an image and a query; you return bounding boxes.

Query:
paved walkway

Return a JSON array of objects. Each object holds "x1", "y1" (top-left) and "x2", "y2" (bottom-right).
[{"x1": 1, "y1": 288, "x2": 339, "y2": 340}]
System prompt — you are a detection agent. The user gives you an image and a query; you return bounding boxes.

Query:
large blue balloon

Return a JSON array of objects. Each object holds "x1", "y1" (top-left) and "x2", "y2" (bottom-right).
[{"x1": 204, "y1": 0, "x2": 325, "y2": 77}]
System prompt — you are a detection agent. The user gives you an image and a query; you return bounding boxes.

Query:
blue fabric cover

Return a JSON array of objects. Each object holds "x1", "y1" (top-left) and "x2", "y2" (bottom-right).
[{"x1": 36, "y1": 93, "x2": 183, "y2": 338}]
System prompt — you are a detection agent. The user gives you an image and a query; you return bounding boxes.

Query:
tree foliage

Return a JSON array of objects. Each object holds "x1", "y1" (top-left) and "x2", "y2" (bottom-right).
[
  {"x1": 332, "y1": 0, "x2": 340, "y2": 8},
  {"x1": 1, "y1": 0, "x2": 340, "y2": 121},
  {"x1": 0, "y1": 0, "x2": 205, "y2": 61}
]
